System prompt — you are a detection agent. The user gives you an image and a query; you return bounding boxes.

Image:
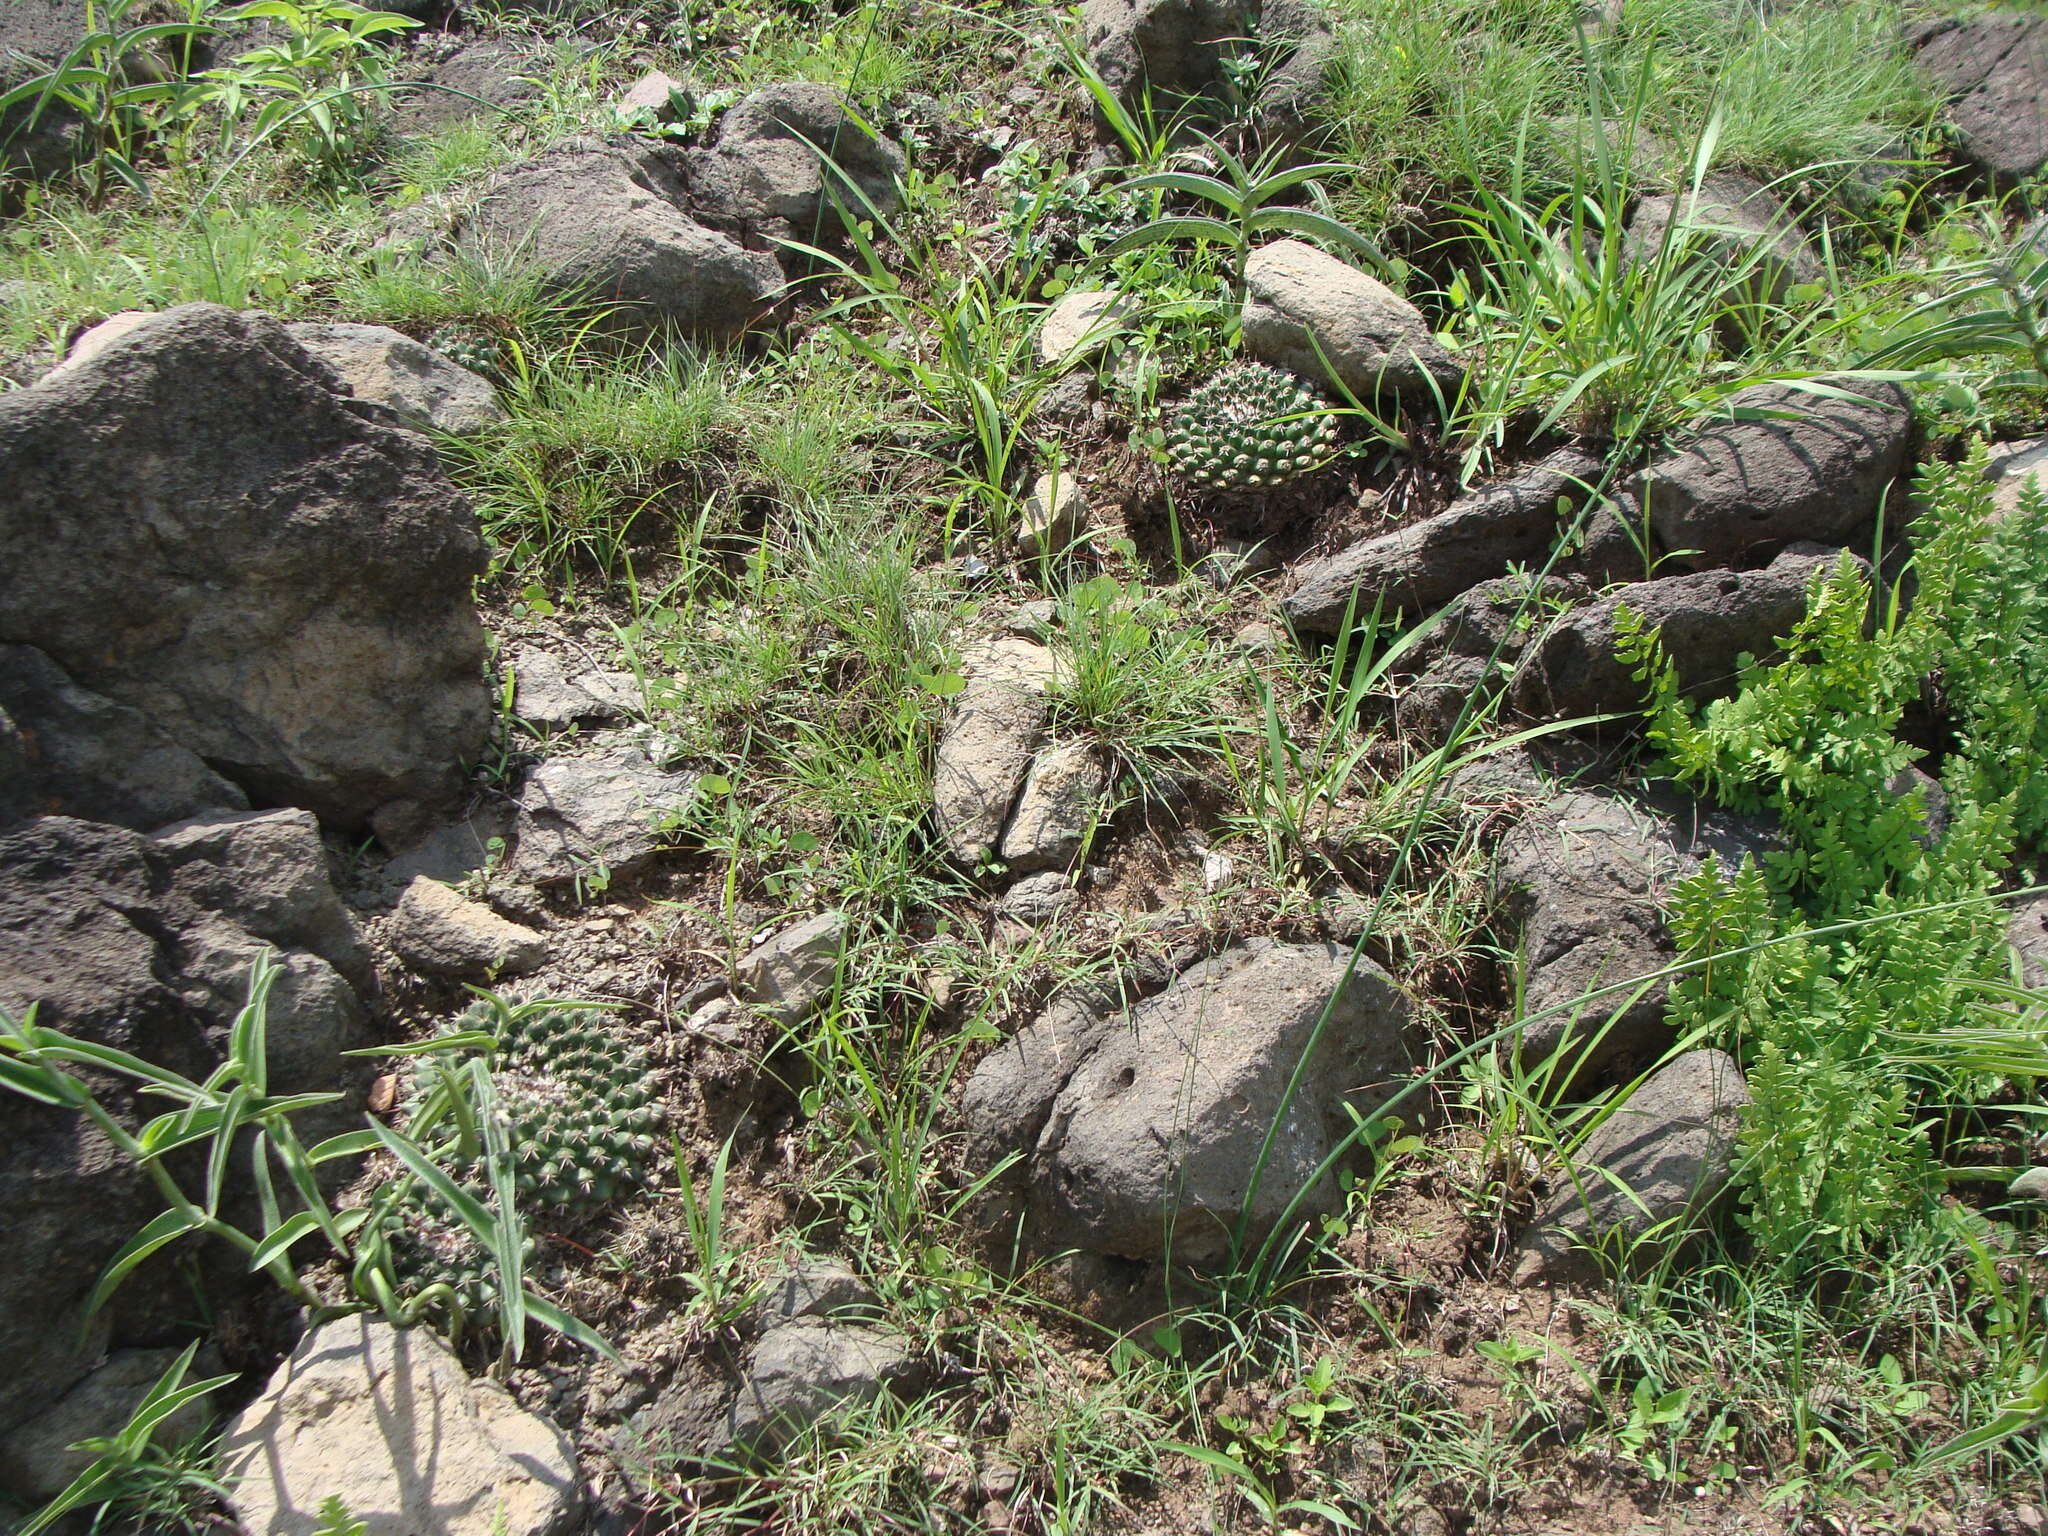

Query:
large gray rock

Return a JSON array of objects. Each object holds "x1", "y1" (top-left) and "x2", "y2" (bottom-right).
[
  {"x1": 0, "y1": 1348, "x2": 218, "y2": 1500},
  {"x1": 0, "y1": 815, "x2": 368, "y2": 1444},
  {"x1": 0, "y1": 304, "x2": 492, "y2": 832},
  {"x1": 1000, "y1": 742, "x2": 1110, "y2": 874},
  {"x1": 511, "y1": 749, "x2": 701, "y2": 889},
  {"x1": 0, "y1": 53, "x2": 90, "y2": 185},
  {"x1": 0, "y1": 644, "x2": 248, "y2": 832},
  {"x1": 1911, "y1": 13, "x2": 2048, "y2": 186},
  {"x1": 1242, "y1": 240, "x2": 1462, "y2": 405},
  {"x1": 1510, "y1": 545, "x2": 1843, "y2": 721},
  {"x1": 1623, "y1": 174, "x2": 1819, "y2": 310},
  {"x1": 455, "y1": 138, "x2": 782, "y2": 340},
  {"x1": 220, "y1": 1316, "x2": 586, "y2": 1536},
  {"x1": 968, "y1": 940, "x2": 1416, "y2": 1264},
  {"x1": 932, "y1": 638, "x2": 1058, "y2": 866},
  {"x1": 1493, "y1": 792, "x2": 1780, "y2": 1090},
  {"x1": 1633, "y1": 379, "x2": 1911, "y2": 568},
  {"x1": 1390, "y1": 574, "x2": 1587, "y2": 742},
  {"x1": 1282, "y1": 451, "x2": 1602, "y2": 632},
  {"x1": 284, "y1": 321, "x2": 504, "y2": 434},
  {"x1": 1512, "y1": 1049, "x2": 1750, "y2": 1285},
  {"x1": 388, "y1": 39, "x2": 544, "y2": 134},
  {"x1": 681, "y1": 84, "x2": 905, "y2": 264}
]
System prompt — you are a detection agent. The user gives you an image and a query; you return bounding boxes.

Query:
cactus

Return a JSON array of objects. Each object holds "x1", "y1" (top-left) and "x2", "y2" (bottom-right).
[
  {"x1": 1165, "y1": 361, "x2": 1340, "y2": 492},
  {"x1": 382, "y1": 1003, "x2": 661, "y2": 1311},
  {"x1": 426, "y1": 325, "x2": 502, "y2": 378}
]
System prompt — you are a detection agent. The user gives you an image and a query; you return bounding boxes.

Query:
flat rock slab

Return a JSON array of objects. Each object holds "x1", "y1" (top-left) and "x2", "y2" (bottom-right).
[
  {"x1": 1283, "y1": 451, "x2": 1601, "y2": 631},
  {"x1": 220, "y1": 1316, "x2": 585, "y2": 1536},
  {"x1": 1634, "y1": 379, "x2": 1910, "y2": 568},
  {"x1": 1987, "y1": 437, "x2": 2048, "y2": 523},
  {"x1": 1513, "y1": 1049, "x2": 1750, "y2": 1285},
  {"x1": 512, "y1": 751, "x2": 700, "y2": 888},
  {"x1": 509, "y1": 647, "x2": 639, "y2": 728}
]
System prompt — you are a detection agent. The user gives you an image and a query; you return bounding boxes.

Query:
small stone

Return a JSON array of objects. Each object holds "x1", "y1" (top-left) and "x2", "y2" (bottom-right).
[
  {"x1": 1987, "y1": 437, "x2": 2048, "y2": 524},
  {"x1": 284, "y1": 321, "x2": 505, "y2": 435},
  {"x1": 1232, "y1": 620, "x2": 1283, "y2": 656},
  {"x1": 933, "y1": 638, "x2": 1060, "y2": 866},
  {"x1": 1036, "y1": 290, "x2": 1133, "y2": 364},
  {"x1": 509, "y1": 648, "x2": 639, "y2": 729},
  {"x1": 999, "y1": 871, "x2": 1076, "y2": 924},
  {"x1": 2009, "y1": 1167, "x2": 2048, "y2": 1201},
  {"x1": 722, "y1": 1320, "x2": 915, "y2": 1457},
  {"x1": 1000, "y1": 742, "x2": 1109, "y2": 874},
  {"x1": 737, "y1": 910, "x2": 849, "y2": 1026},
  {"x1": 1201, "y1": 851, "x2": 1233, "y2": 891},
  {"x1": 1017, "y1": 470, "x2": 1088, "y2": 561},
  {"x1": 757, "y1": 1257, "x2": 876, "y2": 1325},
  {"x1": 619, "y1": 70, "x2": 690, "y2": 121},
  {"x1": 389, "y1": 875, "x2": 547, "y2": 979},
  {"x1": 510, "y1": 750, "x2": 700, "y2": 888}
]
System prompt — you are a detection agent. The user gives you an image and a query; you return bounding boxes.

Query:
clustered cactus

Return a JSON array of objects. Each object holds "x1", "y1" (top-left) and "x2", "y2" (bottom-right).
[
  {"x1": 1165, "y1": 361, "x2": 1341, "y2": 492},
  {"x1": 381, "y1": 1003, "x2": 661, "y2": 1311},
  {"x1": 426, "y1": 324, "x2": 502, "y2": 378}
]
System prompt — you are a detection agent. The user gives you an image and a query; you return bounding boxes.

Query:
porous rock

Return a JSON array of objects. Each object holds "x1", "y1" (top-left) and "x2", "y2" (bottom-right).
[
  {"x1": 0, "y1": 643, "x2": 248, "y2": 832},
  {"x1": 389, "y1": 39, "x2": 544, "y2": 134},
  {"x1": 967, "y1": 940, "x2": 1416, "y2": 1263},
  {"x1": 220, "y1": 1315, "x2": 586, "y2": 1536},
  {"x1": 284, "y1": 321, "x2": 505, "y2": 434},
  {"x1": 1622, "y1": 174, "x2": 1819, "y2": 308},
  {"x1": 1512, "y1": 1049, "x2": 1750, "y2": 1285},
  {"x1": 1493, "y1": 791, "x2": 1780, "y2": 1089},
  {"x1": 0, "y1": 304, "x2": 492, "y2": 831},
  {"x1": 933, "y1": 637, "x2": 1059, "y2": 866},
  {"x1": 389, "y1": 876, "x2": 547, "y2": 980},
  {"x1": 681, "y1": 84, "x2": 905, "y2": 264},
  {"x1": 1283, "y1": 450, "x2": 1602, "y2": 632},
  {"x1": 1910, "y1": 13, "x2": 2048, "y2": 185},
  {"x1": 1510, "y1": 544, "x2": 1845, "y2": 721},
  {"x1": 0, "y1": 815, "x2": 368, "y2": 1442},
  {"x1": 510, "y1": 749, "x2": 701, "y2": 888},
  {"x1": 1000, "y1": 742, "x2": 1110, "y2": 874},
  {"x1": 1633, "y1": 379, "x2": 1911, "y2": 568},
  {"x1": 1083, "y1": 0, "x2": 1245, "y2": 108},
  {"x1": 0, "y1": 1348, "x2": 218, "y2": 1500},
  {"x1": 1242, "y1": 240, "x2": 1462, "y2": 404},
  {"x1": 454, "y1": 138, "x2": 782, "y2": 340}
]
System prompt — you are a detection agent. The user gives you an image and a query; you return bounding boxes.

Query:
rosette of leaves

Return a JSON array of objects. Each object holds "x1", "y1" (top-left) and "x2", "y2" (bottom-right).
[
  {"x1": 381, "y1": 999, "x2": 661, "y2": 1311},
  {"x1": 1166, "y1": 362, "x2": 1340, "y2": 491}
]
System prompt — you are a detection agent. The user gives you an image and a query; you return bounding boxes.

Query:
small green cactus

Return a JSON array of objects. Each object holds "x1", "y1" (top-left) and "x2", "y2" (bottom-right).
[
  {"x1": 426, "y1": 325, "x2": 502, "y2": 378},
  {"x1": 1165, "y1": 361, "x2": 1340, "y2": 492},
  {"x1": 383, "y1": 1003, "x2": 661, "y2": 1311}
]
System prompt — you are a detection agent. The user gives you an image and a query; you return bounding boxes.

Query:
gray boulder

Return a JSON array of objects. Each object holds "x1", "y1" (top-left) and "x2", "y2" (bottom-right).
[
  {"x1": 1633, "y1": 379, "x2": 1911, "y2": 568},
  {"x1": 0, "y1": 304, "x2": 492, "y2": 833},
  {"x1": 1911, "y1": 13, "x2": 2048, "y2": 186},
  {"x1": 1512, "y1": 1049, "x2": 1750, "y2": 1285},
  {"x1": 682, "y1": 84, "x2": 905, "y2": 263},
  {"x1": 1000, "y1": 742, "x2": 1110, "y2": 874},
  {"x1": 1390, "y1": 574, "x2": 1587, "y2": 742},
  {"x1": 220, "y1": 1316, "x2": 586, "y2": 1536},
  {"x1": 284, "y1": 321, "x2": 504, "y2": 434},
  {"x1": 511, "y1": 748, "x2": 702, "y2": 889},
  {"x1": 0, "y1": 814, "x2": 368, "y2": 1445},
  {"x1": 968, "y1": 940, "x2": 1416, "y2": 1264},
  {"x1": 1510, "y1": 544, "x2": 1844, "y2": 721},
  {"x1": 1493, "y1": 791, "x2": 1781, "y2": 1090},
  {"x1": 932, "y1": 637, "x2": 1059, "y2": 866},
  {"x1": 388, "y1": 39, "x2": 544, "y2": 134},
  {"x1": 1282, "y1": 450, "x2": 1601, "y2": 632},
  {"x1": 0, "y1": 644, "x2": 248, "y2": 831},
  {"x1": 1623, "y1": 174, "x2": 1819, "y2": 310},
  {"x1": 455, "y1": 138, "x2": 783, "y2": 340},
  {"x1": 1242, "y1": 240, "x2": 1462, "y2": 405},
  {"x1": 388, "y1": 875, "x2": 547, "y2": 980}
]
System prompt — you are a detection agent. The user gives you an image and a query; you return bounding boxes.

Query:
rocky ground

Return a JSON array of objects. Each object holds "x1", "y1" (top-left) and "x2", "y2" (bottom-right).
[{"x1": 3, "y1": 0, "x2": 2048, "y2": 1533}]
